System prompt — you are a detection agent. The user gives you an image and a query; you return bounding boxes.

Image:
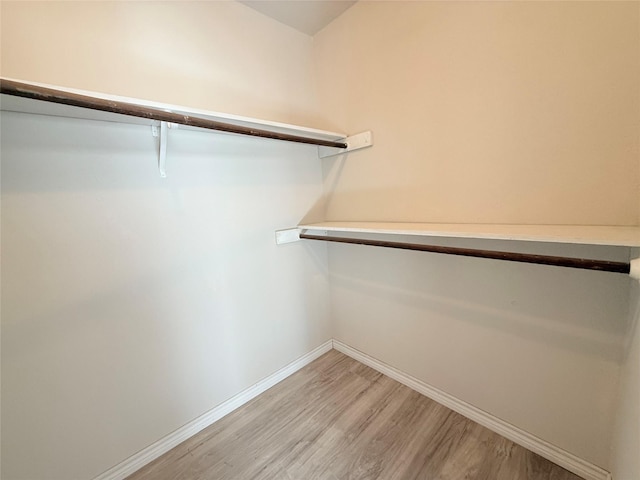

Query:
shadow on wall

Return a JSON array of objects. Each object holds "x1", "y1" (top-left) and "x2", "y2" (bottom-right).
[
  {"x1": 621, "y1": 257, "x2": 640, "y2": 361},
  {"x1": 318, "y1": 151, "x2": 640, "y2": 224},
  {"x1": 1, "y1": 112, "x2": 323, "y2": 194},
  {"x1": 300, "y1": 151, "x2": 349, "y2": 225},
  {"x1": 610, "y1": 250, "x2": 640, "y2": 479},
  {"x1": 328, "y1": 242, "x2": 631, "y2": 363},
  {"x1": 0, "y1": 107, "x2": 331, "y2": 478}
]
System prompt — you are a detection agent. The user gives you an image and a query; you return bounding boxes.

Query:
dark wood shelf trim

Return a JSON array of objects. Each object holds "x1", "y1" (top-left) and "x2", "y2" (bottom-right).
[
  {"x1": 0, "y1": 78, "x2": 348, "y2": 149},
  {"x1": 300, "y1": 233, "x2": 631, "y2": 274}
]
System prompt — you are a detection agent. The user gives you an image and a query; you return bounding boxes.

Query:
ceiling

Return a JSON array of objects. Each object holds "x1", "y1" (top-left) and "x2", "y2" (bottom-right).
[{"x1": 239, "y1": 1, "x2": 357, "y2": 36}]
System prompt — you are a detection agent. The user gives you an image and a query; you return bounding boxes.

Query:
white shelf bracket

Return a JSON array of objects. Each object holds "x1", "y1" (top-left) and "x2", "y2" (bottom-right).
[
  {"x1": 630, "y1": 258, "x2": 640, "y2": 281},
  {"x1": 275, "y1": 228, "x2": 301, "y2": 244},
  {"x1": 151, "y1": 121, "x2": 173, "y2": 178},
  {"x1": 318, "y1": 131, "x2": 373, "y2": 159},
  {"x1": 275, "y1": 228, "x2": 331, "y2": 245}
]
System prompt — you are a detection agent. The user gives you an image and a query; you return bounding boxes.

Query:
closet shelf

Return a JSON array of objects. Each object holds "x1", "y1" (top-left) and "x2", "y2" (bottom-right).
[
  {"x1": 294, "y1": 222, "x2": 640, "y2": 279},
  {"x1": 298, "y1": 222, "x2": 640, "y2": 248},
  {"x1": 0, "y1": 77, "x2": 347, "y2": 148}
]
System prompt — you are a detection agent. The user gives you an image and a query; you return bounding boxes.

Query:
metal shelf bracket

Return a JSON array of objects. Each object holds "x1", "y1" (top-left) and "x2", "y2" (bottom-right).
[
  {"x1": 631, "y1": 258, "x2": 640, "y2": 281},
  {"x1": 151, "y1": 121, "x2": 175, "y2": 178},
  {"x1": 275, "y1": 228, "x2": 301, "y2": 244},
  {"x1": 318, "y1": 131, "x2": 373, "y2": 159}
]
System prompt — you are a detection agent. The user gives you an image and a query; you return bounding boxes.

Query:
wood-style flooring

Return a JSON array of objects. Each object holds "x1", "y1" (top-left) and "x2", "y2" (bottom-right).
[{"x1": 127, "y1": 350, "x2": 583, "y2": 480}]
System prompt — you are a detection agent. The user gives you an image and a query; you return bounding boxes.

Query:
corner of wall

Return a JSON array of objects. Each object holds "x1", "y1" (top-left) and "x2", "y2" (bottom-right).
[{"x1": 610, "y1": 257, "x2": 640, "y2": 479}]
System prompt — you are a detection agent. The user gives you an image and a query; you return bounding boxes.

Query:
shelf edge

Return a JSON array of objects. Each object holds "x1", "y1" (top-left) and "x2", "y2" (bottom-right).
[
  {"x1": 0, "y1": 76, "x2": 347, "y2": 142},
  {"x1": 298, "y1": 222, "x2": 640, "y2": 248}
]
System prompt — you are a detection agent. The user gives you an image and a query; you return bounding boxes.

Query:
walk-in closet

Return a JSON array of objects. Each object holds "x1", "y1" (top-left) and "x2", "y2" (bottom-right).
[{"x1": 1, "y1": 2, "x2": 639, "y2": 480}]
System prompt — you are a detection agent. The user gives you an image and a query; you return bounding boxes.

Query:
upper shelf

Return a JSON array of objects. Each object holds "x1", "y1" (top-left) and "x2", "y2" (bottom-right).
[
  {"x1": 299, "y1": 222, "x2": 640, "y2": 248},
  {"x1": 0, "y1": 77, "x2": 347, "y2": 148}
]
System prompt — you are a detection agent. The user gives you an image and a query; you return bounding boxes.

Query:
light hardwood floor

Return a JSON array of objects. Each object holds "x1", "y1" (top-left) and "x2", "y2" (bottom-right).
[{"x1": 127, "y1": 350, "x2": 583, "y2": 480}]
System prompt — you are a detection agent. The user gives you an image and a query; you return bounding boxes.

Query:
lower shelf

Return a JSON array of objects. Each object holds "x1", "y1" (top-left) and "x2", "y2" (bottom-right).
[
  {"x1": 291, "y1": 222, "x2": 640, "y2": 280},
  {"x1": 298, "y1": 221, "x2": 640, "y2": 248}
]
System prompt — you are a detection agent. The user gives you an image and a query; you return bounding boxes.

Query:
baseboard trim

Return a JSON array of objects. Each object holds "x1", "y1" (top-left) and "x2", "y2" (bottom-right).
[
  {"x1": 95, "y1": 338, "x2": 612, "y2": 480},
  {"x1": 93, "y1": 340, "x2": 333, "y2": 480},
  {"x1": 333, "y1": 340, "x2": 611, "y2": 480}
]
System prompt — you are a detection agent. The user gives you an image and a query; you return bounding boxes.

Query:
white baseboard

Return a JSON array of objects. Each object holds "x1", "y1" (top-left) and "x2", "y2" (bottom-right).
[
  {"x1": 333, "y1": 340, "x2": 611, "y2": 480},
  {"x1": 93, "y1": 340, "x2": 333, "y2": 480},
  {"x1": 95, "y1": 338, "x2": 611, "y2": 480}
]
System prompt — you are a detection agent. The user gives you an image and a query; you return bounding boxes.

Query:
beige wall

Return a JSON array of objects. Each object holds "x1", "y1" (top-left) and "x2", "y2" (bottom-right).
[
  {"x1": 0, "y1": 1, "x2": 319, "y2": 126},
  {"x1": 314, "y1": 1, "x2": 640, "y2": 471},
  {"x1": 314, "y1": 1, "x2": 639, "y2": 226},
  {"x1": 2, "y1": 1, "x2": 639, "y2": 478},
  {"x1": 1, "y1": 2, "x2": 330, "y2": 479}
]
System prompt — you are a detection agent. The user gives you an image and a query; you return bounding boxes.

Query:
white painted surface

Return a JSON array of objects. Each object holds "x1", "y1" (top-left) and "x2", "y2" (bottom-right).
[
  {"x1": 314, "y1": 1, "x2": 640, "y2": 226},
  {"x1": 1, "y1": 2, "x2": 638, "y2": 479},
  {"x1": 275, "y1": 228, "x2": 301, "y2": 245},
  {"x1": 0, "y1": 1, "x2": 321, "y2": 127},
  {"x1": 93, "y1": 340, "x2": 333, "y2": 480},
  {"x1": 334, "y1": 340, "x2": 611, "y2": 480},
  {"x1": 318, "y1": 130, "x2": 373, "y2": 158},
  {"x1": 610, "y1": 274, "x2": 640, "y2": 480},
  {"x1": 155, "y1": 121, "x2": 168, "y2": 178},
  {"x1": 0, "y1": 81, "x2": 345, "y2": 142},
  {"x1": 300, "y1": 222, "x2": 640, "y2": 247},
  {"x1": 326, "y1": 240, "x2": 628, "y2": 469},
  {"x1": 629, "y1": 257, "x2": 640, "y2": 281},
  {"x1": 314, "y1": 2, "x2": 639, "y2": 469},
  {"x1": 238, "y1": 1, "x2": 356, "y2": 36},
  {"x1": 1, "y1": 110, "x2": 331, "y2": 480},
  {"x1": 0, "y1": 3, "x2": 331, "y2": 479}
]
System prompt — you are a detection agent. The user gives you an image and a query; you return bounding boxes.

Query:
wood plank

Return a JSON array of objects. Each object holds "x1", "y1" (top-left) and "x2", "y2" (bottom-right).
[
  {"x1": 0, "y1": 78, "x2": 347, "y2": 147},
  {"x1": 126, "y1": 350, "x2": 584, "y2": 480},
  {"x1": 299, "y1": 233, "x2": 631, "y2": 274},
  {"x1": 299, "y1": 221, "x2": 640, "y2": 247}
]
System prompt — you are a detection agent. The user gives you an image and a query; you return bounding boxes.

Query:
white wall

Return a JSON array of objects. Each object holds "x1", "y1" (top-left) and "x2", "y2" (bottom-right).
[
  {"x1": 327, "y1": 238, "x2": 629, "y2": 469},
  {"x1": 314, "y1": 1, "x2": 640, "y2": 471},
  {"x1": 0, "y1": 1, "x2": 319, "y2": 126},
  {"x1": 1, "y1": 2, "x2": 330, "y2": 479},
  {"x1": 314, "y1": 1, "x2": 639, "y2": 225},
  {"x1": 2, "y1": 1, "x2": 639, "y2": 478},
  {"x1": 611, "y1": 254, "x2": 640, "y2": 480}
]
